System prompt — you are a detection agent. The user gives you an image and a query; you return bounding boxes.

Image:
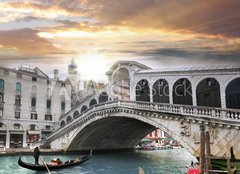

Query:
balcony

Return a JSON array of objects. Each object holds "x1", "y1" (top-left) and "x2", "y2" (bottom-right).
[
  {"x1": 0, "y1": 102, "x2": 4, "y2": 109},
  {"x1": 15, "y1": 90, "x2": 21, "y2": 96},
  {"x1": 14, "y1": 104, "x2": 22, "y2": 111},
  {"x1": 31, "y1": 93, "x2": 37, "y2": 98},
  {"x1": 0, "y1": 88, "x2": 4, "y2": 94},
  {"x1": 46, "y1": 108, "x2": 51, "y2": 115},
  {"x1": 30, "y1": 106, "x2": 36, "y2": 112}
]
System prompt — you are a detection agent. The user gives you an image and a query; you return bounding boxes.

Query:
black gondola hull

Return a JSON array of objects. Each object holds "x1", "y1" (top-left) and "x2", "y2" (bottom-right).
[{"x1": 18, "y1": 154, "x2": 91, "y2": 171}]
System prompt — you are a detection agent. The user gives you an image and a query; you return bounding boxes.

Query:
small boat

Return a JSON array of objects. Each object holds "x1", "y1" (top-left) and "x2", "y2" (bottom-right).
[{"x1": 18, "y1": 152, "x2": 91, "y2": 171}]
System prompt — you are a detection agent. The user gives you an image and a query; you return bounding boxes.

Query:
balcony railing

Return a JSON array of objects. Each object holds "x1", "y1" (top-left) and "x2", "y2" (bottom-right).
[
  {"x1": 31, "y1": 93, "x2": 37, "y2": 98},
  {"x1": 46, "y1": 108, "x2": 51, "y2": 115},
  {"x1": 14, "y1": 104, "x2": 22, "y2": 111},
  {"x1": 0, "y1": 88, "x2": 4, "y2": 94},
  {"x1": 15, "y1": 90, "x2": 21, "y2": 96},
  {"x1": 30, "y1": 106, "x2": 36, "y2": 112}
]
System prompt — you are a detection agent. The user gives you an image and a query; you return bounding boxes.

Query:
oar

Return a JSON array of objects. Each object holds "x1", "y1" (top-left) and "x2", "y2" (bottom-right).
[{"x1": 40, "y1": 156, "x2": 51, "y2": 174}]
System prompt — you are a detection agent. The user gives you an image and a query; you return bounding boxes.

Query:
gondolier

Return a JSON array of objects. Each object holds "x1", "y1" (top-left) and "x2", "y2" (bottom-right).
[{"x1": 33, "y1": 146, "x2": 41, "y2": 165}]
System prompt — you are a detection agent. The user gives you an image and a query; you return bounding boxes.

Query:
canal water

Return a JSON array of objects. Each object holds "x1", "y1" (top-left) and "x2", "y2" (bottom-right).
[{"x1": 0, "y1": 148, "x2": 197, "y2": 174}]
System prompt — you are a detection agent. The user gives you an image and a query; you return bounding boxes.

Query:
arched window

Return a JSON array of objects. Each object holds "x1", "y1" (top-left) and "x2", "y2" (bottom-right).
[
  {"x1": 67, "y1": 116, "x2": 72, "y2": 122},
  {"x1": 135, "y1": 79, "x2": 150, "y2": 102},
  {"x1": 152, "y1": 79, "x2": 169, "y2": 103},
  {"x1": 89, "y1": 99, "x2": 97, "y2": 107},
  {"x1": 60, "y1": 120, "x2": 65, "y2": 127},
  {"x1": 16, "y1": 82, "x2": 21, "y2": 92},
  {"x1": 99, "y1": 92, "x2": 108, "y2": 103},
  {"x1": 173, "y1": 78, "x2": 192, "y2": 105},
  {"x1": 81, "y1": 105, "x2": 88, "y2": 113},
  {"x1": 226, "y1": 77, "x2": 240, "y2": 109},
  {"x1": 196, "y1": 78, "x2": 221, "y2": 107},
  {"x1": 0, "y1": 79, "x2": 4, "y2": 91},
  {"x1": 73, "y1": 111, "x2": 79, "y2": 118}
]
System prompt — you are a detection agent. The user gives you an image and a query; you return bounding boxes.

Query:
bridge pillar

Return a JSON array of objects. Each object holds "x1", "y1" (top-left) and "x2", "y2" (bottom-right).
[
  {"x1": 192, "y1": 83, "x2": 197, "y2": 106},
  {"x1": 149, "y1": 86, "x2": 153, "y2": 102},
  {"x1": 169, "y1": 84, "x2": 173, "y2": 104},
  {"x1": 220, "y1": 83, "x2": 226, "y2": 108}
]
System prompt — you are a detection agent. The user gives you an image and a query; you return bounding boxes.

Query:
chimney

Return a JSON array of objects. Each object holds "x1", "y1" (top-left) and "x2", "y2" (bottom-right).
[{"x1": 54, "y1": 69, "x2": 59, "y2": 80}]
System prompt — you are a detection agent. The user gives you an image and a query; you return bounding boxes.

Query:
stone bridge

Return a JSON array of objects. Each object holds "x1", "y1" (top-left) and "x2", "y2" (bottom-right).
[{"x1": 44, "y1": 61, "x2": 240, "y2": 158}]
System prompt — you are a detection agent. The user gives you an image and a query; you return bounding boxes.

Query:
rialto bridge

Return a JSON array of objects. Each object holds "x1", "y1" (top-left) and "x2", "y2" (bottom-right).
[{"x1": 44, "y1": 61, "x2": 240, "y2": 158}]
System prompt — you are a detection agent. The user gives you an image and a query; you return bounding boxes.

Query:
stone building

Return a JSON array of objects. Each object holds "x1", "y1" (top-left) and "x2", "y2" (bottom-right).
[{"x1": 0, "y1": 65, "x2": 71, "y2": 148}]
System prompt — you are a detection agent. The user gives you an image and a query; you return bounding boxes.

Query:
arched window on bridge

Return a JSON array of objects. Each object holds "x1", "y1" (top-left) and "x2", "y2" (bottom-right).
[
  {"x1": 173, "y1": 78, "x2": 192, "y2": 105},
  {"x1": 60, "y1": 120, "x2": 65, "y2": 127},
  {"x1": 66, "y1": 116, "x2": 72, "y2": 123},
  {"x1": 135, "y1": 79, "x2": 150, "y2": 102},
  {"x1": 73, "y1": 111, "x2": 79, "y2": 118},
  {"x1": 196, "y1": 78, "x2": 221, "y2": 107},
  {"x1": 152, "y1": 79, "x2": 169, "y2": 103},
  {"x1": 81, "y1": 105, "x2": 88, "y2": 113},
  {"x1": 226, "y1": 77, "x2": 240, "y2": 109},
  {"x1": 89, "y1": 99, "x2": 97, "y2": 107},
  {"x1": 99, "y1": 92, "x2": 108, "y2": 103}
]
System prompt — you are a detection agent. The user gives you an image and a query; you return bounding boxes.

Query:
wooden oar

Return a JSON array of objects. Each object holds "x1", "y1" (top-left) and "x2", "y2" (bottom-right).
[{"x1": 40, "y1": 156, "x2": 51, "y2": 174}]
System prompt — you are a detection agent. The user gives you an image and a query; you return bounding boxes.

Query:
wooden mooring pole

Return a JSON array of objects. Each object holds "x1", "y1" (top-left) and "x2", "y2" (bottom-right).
[{"x1": 200, "y1": 125, "x2": 205, "y2": 174}]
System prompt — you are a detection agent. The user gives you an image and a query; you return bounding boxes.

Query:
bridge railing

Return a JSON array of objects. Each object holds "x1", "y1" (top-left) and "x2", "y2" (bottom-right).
[{"x1": 47, "y1": 100, "x2": 240, "y2": 141}]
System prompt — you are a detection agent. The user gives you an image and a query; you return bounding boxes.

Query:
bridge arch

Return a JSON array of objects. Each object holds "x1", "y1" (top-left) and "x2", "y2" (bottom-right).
[
  {"x1": 196, "y1": 78, "x2": 221, "y2": 107},
  {"x1": 135, "y1": 79, "x2": 150, "y2": 102},
  {"x1": 81, "y1": 105, "x2": 88, "y2": 113},
  {"x1": 173, "y1": 78, "x2": 193, "y2": 105},
  {"x1": 66, "y1": 113, "x2": 195, "y2": 156},
  {"x1": 73, "y1": 111, "x2": 79, "y2": 118},
  {"x1": 99, "y1": 92, "x2": 108, "y2": 103},
  {"x1": 152, "y1": 79, "x2": 169, "y2": 103},
  {"x1": 226, "y1": 77, "x2": 240, "y2": 109},
  {"x1": 67, "y1": 116, "x2": 72, "y2": 123},
  {"x1": 60, "y1": 120, "x2": 65, "y2": 127},
  {"x1": 89, "y1": 98, "x2": 97, "y2": 107}
]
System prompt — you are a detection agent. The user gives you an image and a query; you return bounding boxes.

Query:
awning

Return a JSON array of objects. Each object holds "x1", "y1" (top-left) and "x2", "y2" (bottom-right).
[
  {"x1": 141, "y1": 138, "x2": 152, "y2": 142},
  {"x1": 27, "y1": 130, "x2": 40, "y2": 135},
  {"x1": 9, "y1": 130, "x2": 24, "y2": 134}
]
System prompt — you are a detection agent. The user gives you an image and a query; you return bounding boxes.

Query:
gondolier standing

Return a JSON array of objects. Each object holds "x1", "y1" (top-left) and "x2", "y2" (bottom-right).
[{"x1": 34, "y1": 146, "x2": 41, "y2": 165}]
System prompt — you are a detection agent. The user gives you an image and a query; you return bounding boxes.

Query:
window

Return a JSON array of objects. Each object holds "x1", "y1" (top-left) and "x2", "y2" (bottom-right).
[
  {"x1": 46, "y1": 126, "x2": 51, "y2": 130},
  {"x1": 31, "y1": 98, "x2": 36, "y2": 107},
  {"x1": 0, "y1": 123, "x2": 2, "y2": 127},
  {"x1": 0, "y1": 94, "x2": 3, "y2": 103},
  {"x1": 16, "y1": 82, "x2": 21, "y2": 92},
  {"x1": 46, "y1": 100, "x2": 51, "y2": 108},
  {"x1": 32, "y1": 77, "x2": 37, "y2": 81},
  {"x1": 61, "y1": 102, "x2": 65, "y2": 110},
  {"x1": 30, "y1": 125, "x2": 35, "y2": 130},
  {"x1": 62, "y1": 83, "x2": 65, "y2": 87},
  {"x1": 30, "y1": 113, "x2": 37, "y2": 120},
  {"x1": 45, "y1": 115, "x2": 52, "y2": 121},
  {"x1": 14, "y1": 124, "x2": 20, "y2": 129},
  {"x1": 0, "y1": 79, "x2": 4, "y2": 90},
  {"x1": 47, "y1": 80, "x2": 50, "y2": 84},
  {"x1": 15, "y1": 112, "x2": 20, "y2": 119}
]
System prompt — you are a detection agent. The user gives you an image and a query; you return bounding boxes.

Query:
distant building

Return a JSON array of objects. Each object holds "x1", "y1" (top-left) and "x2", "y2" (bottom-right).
[{"x1": 0, "y1": 65, "x2": 71, "y2": 148}]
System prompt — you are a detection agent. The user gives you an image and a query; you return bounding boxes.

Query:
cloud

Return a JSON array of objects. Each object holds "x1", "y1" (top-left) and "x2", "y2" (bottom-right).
[{"x1": 0, "y1": 28, "x2": 75, "y2": 55}]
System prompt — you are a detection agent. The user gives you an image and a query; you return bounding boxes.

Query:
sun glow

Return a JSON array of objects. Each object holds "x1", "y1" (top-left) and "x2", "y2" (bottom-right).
[{"x1": 77, "y1": 54, "x2": 109, "y2": 82}]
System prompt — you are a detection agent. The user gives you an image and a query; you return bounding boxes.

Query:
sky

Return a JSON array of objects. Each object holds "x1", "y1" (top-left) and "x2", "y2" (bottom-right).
[{"x1": 0, "y1": 0, "x2": 240, "y2": 82}]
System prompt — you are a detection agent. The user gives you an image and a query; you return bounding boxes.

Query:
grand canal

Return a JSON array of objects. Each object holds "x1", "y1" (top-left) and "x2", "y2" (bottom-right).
[{"x1": 0, "y1": 148, "x2": 196, "y2": 174}]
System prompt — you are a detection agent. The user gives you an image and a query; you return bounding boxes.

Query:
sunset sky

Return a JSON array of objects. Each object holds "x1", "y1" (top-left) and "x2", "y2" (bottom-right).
[{"x1": 0, "y1": 0, "x2": 240, "y2": 81}]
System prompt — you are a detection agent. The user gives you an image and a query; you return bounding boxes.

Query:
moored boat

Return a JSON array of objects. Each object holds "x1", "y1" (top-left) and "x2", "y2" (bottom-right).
[{"x1": 18, "y1": 151, "x2": 91, "y2": 171}]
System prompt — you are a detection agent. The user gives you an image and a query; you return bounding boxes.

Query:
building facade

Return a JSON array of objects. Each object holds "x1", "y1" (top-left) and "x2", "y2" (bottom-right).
[{"x1": 0, "y1": 65, "x2": 71, "y2": 148}]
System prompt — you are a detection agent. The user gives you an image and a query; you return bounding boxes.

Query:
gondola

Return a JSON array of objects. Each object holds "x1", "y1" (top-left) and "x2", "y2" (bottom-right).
[{"x1": 18, "y1": 151, "x2": 91, "y2": 171}]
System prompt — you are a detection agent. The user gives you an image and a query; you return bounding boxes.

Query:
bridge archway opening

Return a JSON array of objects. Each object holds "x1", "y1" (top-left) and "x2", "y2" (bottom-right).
[
  {"x1": 81, "y1": 105, "x2": 88, "y2": 113},
  {"x1": 89, "y1": 99, "x2": 97, "y2": 107},
  {"x1": 112, "y1": 68, "x2": 130, "y2": 100},
  {"x1": 136, "y1": 79, "x2": 150, "y2": 102},
  {"x1": 226, "y1": 77, "x2": 240, "y2": 109},
  {"x1": 152, "y1": 79, "x2": 169, "y2": 103},
  {"x1": 60, "y1": 120, "x2": 65, "y2": 127},
  {"x1": 173, "y1": 78, "x2": 193, "y2": 105},
  {"x1": 99, "y1": 92, "x2": 108, "y2": 103},
  {"x1": 73, "y1": 111, "x2": 79, "y2": 118},
  {"x1": 67, "y1": 116, "x2": 72, "y2": 123},
  {"x1": 68, "y1": 117, "x2": 156, "y2": 151},
  {"x1": 196, "y1": 78, "x2": 221, "y2": 107}
]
